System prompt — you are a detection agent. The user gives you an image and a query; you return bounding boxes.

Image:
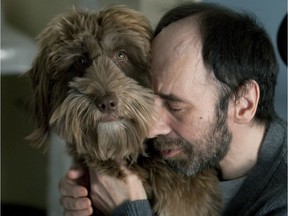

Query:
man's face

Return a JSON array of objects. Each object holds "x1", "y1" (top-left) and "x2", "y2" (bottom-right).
[{"x1": 149, "y1": 17, "x2": 231, "y2": 176}]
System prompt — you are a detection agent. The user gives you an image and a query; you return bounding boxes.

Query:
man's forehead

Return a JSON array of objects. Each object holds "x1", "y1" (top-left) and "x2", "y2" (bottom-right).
[
  {"x1": 155, "y1": 15, "x2": 199, "y2": 38},
  {"x1": 152, "y1": 16, "x2": 200, "y2": 53},
  {"x1": 151, "y1": 15, "x2": 214, "y2": 101}
]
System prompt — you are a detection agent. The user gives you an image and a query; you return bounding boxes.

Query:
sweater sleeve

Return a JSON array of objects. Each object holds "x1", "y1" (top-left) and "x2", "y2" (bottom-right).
[{"x1": 111, "y1": 200, "x2": 153, "y2": 216}]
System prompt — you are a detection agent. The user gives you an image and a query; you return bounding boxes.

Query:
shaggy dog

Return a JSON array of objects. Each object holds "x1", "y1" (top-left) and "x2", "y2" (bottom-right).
[{"x1": 26, "y1": 6, "x2": 221, "y2": 216}]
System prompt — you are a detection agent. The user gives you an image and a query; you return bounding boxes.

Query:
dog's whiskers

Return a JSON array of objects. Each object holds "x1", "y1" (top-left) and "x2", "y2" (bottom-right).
[{"x1": 99, "y1": 113, "x2": 119, "y2": 122}]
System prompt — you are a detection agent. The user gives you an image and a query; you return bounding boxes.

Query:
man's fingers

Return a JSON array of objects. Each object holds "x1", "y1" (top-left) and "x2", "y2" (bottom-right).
[
  {"x1": 59, "y1": 178, "x2": 88, "y2": 197},
  {"x1": 59, "y1": 167, "x2": 89, "y2": 197},
  {"x1": 60, "y1": 196, "x2": 92, "y2": 211},
  {"x1": 59, "y1": 166, "x2": 92, "y2": 215},
  {"x1": 63, "y1": 206, "x2": 93, "y2": 216},
  {"x1": 67, "y1": 167, "x2": 86, "y2": 180}
]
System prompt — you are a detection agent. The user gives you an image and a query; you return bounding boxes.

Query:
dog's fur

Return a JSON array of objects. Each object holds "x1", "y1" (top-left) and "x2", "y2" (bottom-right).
[{"x1": 26, "y1": 6, "x2": 221, "y2": 216}]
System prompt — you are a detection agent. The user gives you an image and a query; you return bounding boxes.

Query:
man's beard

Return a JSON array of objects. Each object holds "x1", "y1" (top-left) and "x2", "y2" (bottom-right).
[{"x1": 153, "y1": 104, "x2": 232, "y2": 176}]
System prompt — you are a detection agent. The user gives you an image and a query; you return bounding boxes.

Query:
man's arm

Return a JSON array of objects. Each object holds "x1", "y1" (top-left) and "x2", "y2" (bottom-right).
[{"x1": 111, "y1": 200, "x2": 153, "y2": 216}]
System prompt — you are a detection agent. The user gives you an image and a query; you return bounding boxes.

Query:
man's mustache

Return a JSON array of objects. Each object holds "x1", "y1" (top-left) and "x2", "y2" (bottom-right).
[{"x1": 153, "y1": 135, "x2": 190, "y2": 150}]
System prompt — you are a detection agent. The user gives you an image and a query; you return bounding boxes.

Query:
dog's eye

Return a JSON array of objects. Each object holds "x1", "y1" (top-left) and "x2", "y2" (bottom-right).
[
  {"x1": 115, "y1": 50, "x2": 127, "y2": 61},
  {"x1": 75, "y1": 56, "x2": 87, "y2": 66}
]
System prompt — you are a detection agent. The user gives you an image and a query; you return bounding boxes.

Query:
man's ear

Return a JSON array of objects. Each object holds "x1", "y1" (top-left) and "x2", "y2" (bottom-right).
[{"x1": 231, "y1": 80, "x2": 260, "y2": 124}]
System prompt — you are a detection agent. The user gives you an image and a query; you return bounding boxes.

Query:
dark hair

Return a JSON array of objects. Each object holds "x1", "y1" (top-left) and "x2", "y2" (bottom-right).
[{"x1": 154, "y1": 2, "x2": 279, "y2": 125}]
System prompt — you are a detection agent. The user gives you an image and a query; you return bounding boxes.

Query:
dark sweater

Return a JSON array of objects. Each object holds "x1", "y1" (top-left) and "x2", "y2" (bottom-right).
[{"x1": 223, "y1": 117, "x2": 287, "y2": 215}]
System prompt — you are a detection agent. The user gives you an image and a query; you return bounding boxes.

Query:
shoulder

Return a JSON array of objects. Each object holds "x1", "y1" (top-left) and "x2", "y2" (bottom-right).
[
  {"x1": 254, "y1": 184, "x2": 287, "y2": 215},
  {"x1": 223, "y1": 116, "x2": 287, "y2": 216},
  {"x1": 269, "y1": 116, "x2": 287, "y2": 141},
  {"x1": 254, "y1": 116, "x2": 287, "y2": 215},
  {"x1": 223, "y1": 172, "x2": 287, "y2": 216}
]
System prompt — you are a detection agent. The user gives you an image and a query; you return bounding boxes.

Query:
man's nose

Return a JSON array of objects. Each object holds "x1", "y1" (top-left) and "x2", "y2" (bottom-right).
[{"x1": 148, "y1": 97, "x2": 171, "y2": 138}]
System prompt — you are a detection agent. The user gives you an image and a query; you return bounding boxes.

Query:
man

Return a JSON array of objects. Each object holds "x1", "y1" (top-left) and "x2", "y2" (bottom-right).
[{"x1": 59, "y1": 2, "x2": 287, "y2": 215}]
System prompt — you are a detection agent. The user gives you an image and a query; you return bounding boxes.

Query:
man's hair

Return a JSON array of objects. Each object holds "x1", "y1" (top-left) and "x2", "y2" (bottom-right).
[{"x1": 154, "y1": 2, "x2": 279, "y2": 125}]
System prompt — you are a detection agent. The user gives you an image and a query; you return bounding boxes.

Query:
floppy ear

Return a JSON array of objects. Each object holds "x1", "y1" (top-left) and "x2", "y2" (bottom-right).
[
  {"x1": 26, "y1": 50, "x2": 53, "y2": 150},
  {"x1": 231, "y1": 80, "x2": 260, "y2": 124},
  {"x1": 26, "y1": 9, "x2": 82, "y2": 150},
  {"x1": 25, "y1": 22, "x2": 60, "y2": 150}
]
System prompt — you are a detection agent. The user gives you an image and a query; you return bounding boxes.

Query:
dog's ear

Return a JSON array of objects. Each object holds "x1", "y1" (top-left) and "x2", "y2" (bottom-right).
[
  {"x1": 26, "y1": 50, "x2": 52, "y2": 150},
  {"x1": 25, "y1": 21, "x2": 61, "y2": 150},
  {"x1": 26, "y1": 8, "x2": 83, "y2": 150}
]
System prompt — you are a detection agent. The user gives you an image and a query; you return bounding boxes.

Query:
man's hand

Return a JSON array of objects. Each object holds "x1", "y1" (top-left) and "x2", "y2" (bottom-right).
[
  {"x1": 89, "y1": 164, "x2": 148, "y2": 215},
  {"x1": 59, "y1": 164, "x2": 147, "y2": 216},
  {"x1": 59, "y1": 167, "x2": 93, "y2": 216}
]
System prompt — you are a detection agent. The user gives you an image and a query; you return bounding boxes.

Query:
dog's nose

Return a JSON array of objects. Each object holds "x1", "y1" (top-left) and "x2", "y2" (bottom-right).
[{"x1": 97, "y1": 94, "x2": 118, "y2": 113}]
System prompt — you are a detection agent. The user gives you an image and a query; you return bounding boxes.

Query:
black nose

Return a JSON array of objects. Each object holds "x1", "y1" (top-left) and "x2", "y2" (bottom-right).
[{"x1": 97, "y1": 94, "x2": 118, "y2": 113}]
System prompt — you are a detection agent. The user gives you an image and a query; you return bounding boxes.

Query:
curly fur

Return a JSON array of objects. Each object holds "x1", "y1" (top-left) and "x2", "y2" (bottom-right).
[{"x1": 26, "y1": 6, "x2": 221, "y2": 216}]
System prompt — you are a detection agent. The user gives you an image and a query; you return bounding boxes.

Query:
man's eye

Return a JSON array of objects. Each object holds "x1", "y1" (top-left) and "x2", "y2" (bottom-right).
[
  {"x1": 166, "y1": 102, "x2": 183, "y2": 113},
  {"x1": 169, "y1": 107, "x2": 182, "y2": 113}
]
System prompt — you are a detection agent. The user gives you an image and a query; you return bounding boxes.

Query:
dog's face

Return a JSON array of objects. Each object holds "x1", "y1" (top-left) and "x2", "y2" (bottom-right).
[{"x1": 27, "y1": 6, "x2": 154, "y2": 163}]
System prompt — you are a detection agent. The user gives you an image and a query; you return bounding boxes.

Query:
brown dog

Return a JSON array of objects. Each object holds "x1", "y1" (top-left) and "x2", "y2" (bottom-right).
[{"x1": 26, "y1": 6, "x2": 221, "y2": 216}]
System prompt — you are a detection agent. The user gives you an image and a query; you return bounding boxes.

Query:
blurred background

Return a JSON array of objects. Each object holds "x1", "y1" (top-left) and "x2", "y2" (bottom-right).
[{"x1": 1, "y1": 0, "x2": 287, "y2": 215}]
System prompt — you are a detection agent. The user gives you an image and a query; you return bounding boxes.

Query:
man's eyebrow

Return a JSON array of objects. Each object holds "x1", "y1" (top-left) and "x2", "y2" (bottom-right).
[{"x1": 158, "y1": 93, "x2": 188, "y2": 103}]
